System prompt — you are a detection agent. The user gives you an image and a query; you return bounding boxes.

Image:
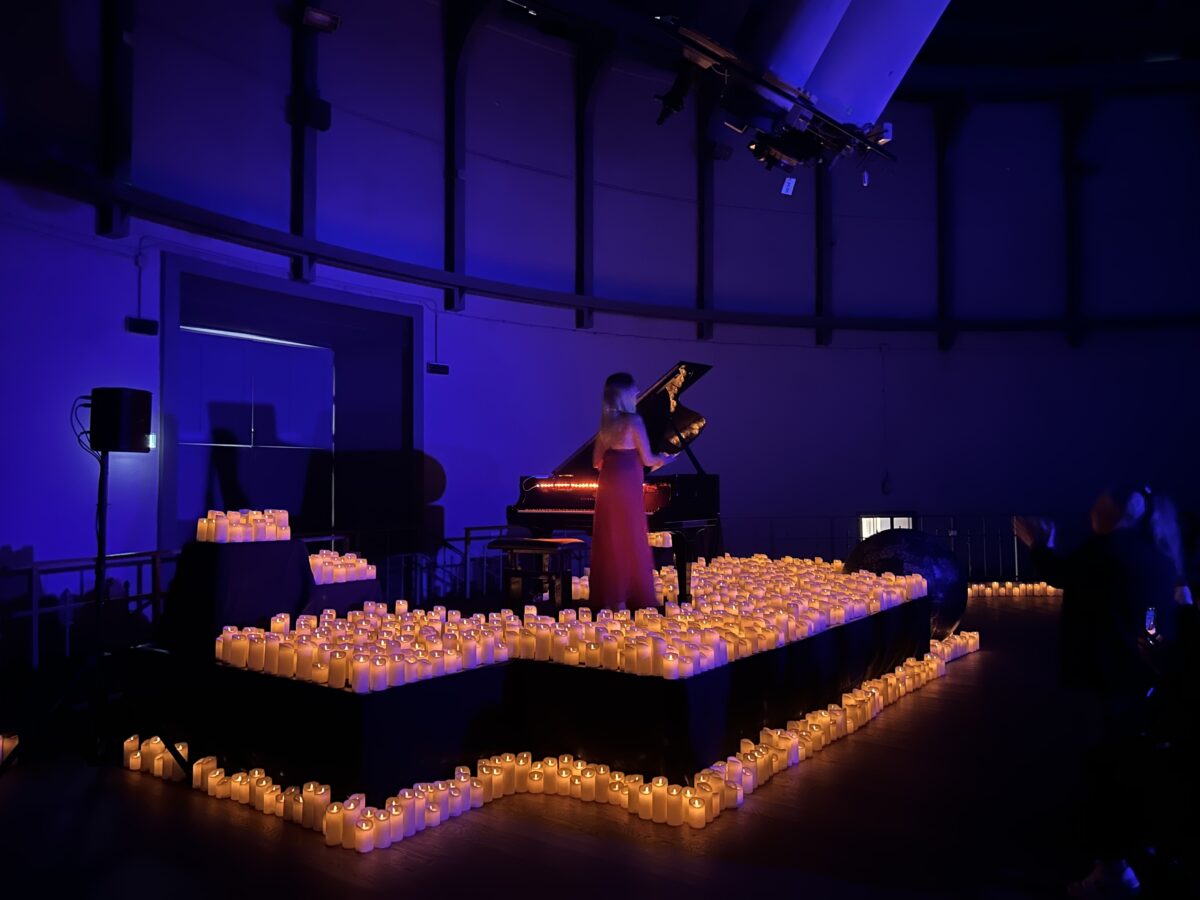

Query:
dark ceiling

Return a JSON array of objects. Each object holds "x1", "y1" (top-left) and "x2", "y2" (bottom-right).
[{"x1": 515, "y1": 0, "x2": 1200, "y2": 68}]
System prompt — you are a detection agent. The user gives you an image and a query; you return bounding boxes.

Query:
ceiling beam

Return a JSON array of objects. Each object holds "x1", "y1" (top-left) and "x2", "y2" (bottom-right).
[{"x1": 5, "y1": 155, "x2": 1199, "y2": 338}]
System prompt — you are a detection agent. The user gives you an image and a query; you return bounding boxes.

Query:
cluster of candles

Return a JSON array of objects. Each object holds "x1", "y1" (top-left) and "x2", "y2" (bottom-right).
[
  {"x1": 647, "y1": 531, "x2": 673, "y2": 548},
  {"x1": 968, "y1": 581, "x2": 1061, "y2": 598},
  {"x1": 134, "y1": 633, "x2": 981, "y2": 852},
  {"x1": 122, "y1": 735, "x2": 190, "y2": 780},
  {"x1": 215, "y1": 556, "x2": 925, "y2": 687},
  {"x1": 195, "y1": 508, "x2": 291, "y2": 543},
  {"x1": 931, "y1": 630, "x2": 981, "y2": 660},
  {"x1": 309, "y1": 549, "x2": 377, "y2": 584},
  {"x1": 0, "y1": 733, "x2": 17, "y2": 764}
]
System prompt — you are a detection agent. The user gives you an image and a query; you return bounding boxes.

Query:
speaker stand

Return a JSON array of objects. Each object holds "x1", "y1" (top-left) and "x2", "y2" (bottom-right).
[{"x1": 95, "y1": 449, "x2": 110, "y2": 649}]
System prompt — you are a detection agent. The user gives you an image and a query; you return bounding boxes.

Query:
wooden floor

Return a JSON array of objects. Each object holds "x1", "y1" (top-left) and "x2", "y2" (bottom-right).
[{"x1": 0, "y1": 597, "x2": 1114, "y2": 898}]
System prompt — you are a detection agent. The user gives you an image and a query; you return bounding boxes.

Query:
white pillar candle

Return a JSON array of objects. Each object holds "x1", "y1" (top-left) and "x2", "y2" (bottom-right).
[
  {"x1": 227, "y1": 635, "x2": 249, "y2": 668},
  {"x1": 341, "y1": 800, "x2": 361, "y2": 848},
  {"x1": 231, "y1": 772, "x2": 250, "y2": 804},
  {"x1": 277, "y1": 642, "x2": 296, "y2": 677},
  {"x1": 411, "y1": 793, "x2": 427, "y2": 832},
  {"x1": 260, "y1": 784, "x2": 281, "y2": 815},
  {"x1": 214, "y1": 777, "x2": 231, "y2": 799},
  {"x1": 665, "y1": 785, "x2": 684, "y2": 826},
  {"x1": 662, "y1": 653, "x2": 679, "y2": 680},
  {"x1": 636, "y1": 783, "x2": 654, "y2": 820},
  {"x1": 581, "y1": 768, "x2": 597, "y2": 802},
  {"x1": 350, "y1": 654, "x2": 370, "y2": 693},
  {"x1": 584, "y1": 642, "x2": 601, "y2": 667},
  {"x1": 123, "y1": 735, "x2": 139, "y2": 768},
  {"x1": 396, "y1": 791, "x2": 417, "y2": 835},
  {"x1": 206, "y1": 768, "x2": 225, "y2": 796},
  {"x1": 323, "y1": 802, "x2": 344, "y2": 845},
  {"x1": 253, "y1": 777, "x2": 273, "y2": 810},
  {"x1": 352, "y1": 818, "x2": 374, "y2": 853},
  {"x1": 686, "y1": 796, "x2": 707, "y2": 829},
  {"x1": 386, "y1": 799, "x2": 405, "y2": 843},
  {"x1": 651, "y1": 777, "x2": 668, "y2": 823},
  {"x1": 328, "y1": 650, "x2": 348, "y2": 689},
  {"x1": 192, "y1": 756, "x2": 217, "y2": 790},
  {"x1": 607, "y1": 780, "x2": 624, "y2": 805},
  {"x1": 498, "y1": 754, "x2": 516, "y2": 795},
  {"x1": 369, "y1": 656, "x2": 389, "y2": 691}
]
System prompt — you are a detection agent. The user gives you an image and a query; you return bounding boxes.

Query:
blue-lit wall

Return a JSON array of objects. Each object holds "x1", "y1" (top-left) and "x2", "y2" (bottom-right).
[{"x1": 2, "y1": 0, "x2": 1198, "y2": 564}]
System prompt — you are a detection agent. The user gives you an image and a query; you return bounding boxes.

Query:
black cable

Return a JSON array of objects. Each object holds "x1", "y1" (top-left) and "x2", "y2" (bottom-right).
[{"x1": 71, "y1": 396, "x2": 100, "y2": 463}]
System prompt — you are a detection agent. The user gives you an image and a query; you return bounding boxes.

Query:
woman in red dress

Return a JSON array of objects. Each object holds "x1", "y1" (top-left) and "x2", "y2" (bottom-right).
[{"x1": 588, "y1": 373, "x2": 674, "y2": 611}]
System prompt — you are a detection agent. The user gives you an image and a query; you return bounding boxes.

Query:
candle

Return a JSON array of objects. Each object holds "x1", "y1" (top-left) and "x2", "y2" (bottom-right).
[
  {"x1": 231, "y1": 772, "x2": 250, "y2": 804},
  {"x1": 328, "y1": 650, "x2": 348, "y2": 689},
  {"x1": 323, "y1": 802, "x2": 344, "y2": 845},
  {"x1": 686, "y1": 796, "x2": 707, "y2": 829},
  {"x1": 122, "y1": 735, "x2": 139, "y2": 768},
  {"x1": 650, "y1": 777, "x2": 669, "y2": 823},
  {"x1": 607, "y1": 780, "x2": 625, "y2": 806},
  {"x1": 500, "y1": 754, "x2": 516, "y2": 795},
  {"x1": 370, "y1": 656, "x2": 388, "y2": 691},
  {"x1": 192, "y1": 756, "x2": 217, "y2": 790},
  {"x1": 214, "y1": 777, "x2": 231, "y2": 799},
  {"x1": 527, "y1": 771, "x2": 544, "y2": 794},
  {"x1": 341, "y1": 800, "x2": 360, "y2": 848},
  {"x1": 398, "y1": 790, "x2": 418, "y2": 835},
  {"x1": 662, "y1": 653, "x2": 679, "y2": 680},
  {"x1": 665, "y1": 784, "x2": 684, "y2": 826},
  {"x1": 581, "y1": 768, "x2": 597, "y2": 802},
  {"x1": 353, "y1": 818, "x2": 375, "y2": 853},
  {"x1": 277, "y1": 642, "x2": 296, "y2": 677},
  {"x1": 636, "y1": 783, "x2": 654, "y2": 820},
  {"x1": 469, "y1": 779, "x2": 485, "y2": 808},
  {"x1": 350, "y1": 654, "x2": 370, "y2": 693},
  {"x1": 206, "y1": 768, "x2": 225, "y2": 796},
  {"x1": 253, "y1": 777, "x2": 273, "y2": 810}
]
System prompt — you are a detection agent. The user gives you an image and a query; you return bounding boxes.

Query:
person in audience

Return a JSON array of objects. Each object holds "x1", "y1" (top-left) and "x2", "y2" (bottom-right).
[
  {"x1": 587, "y1": 372, "x2": 674, "y2": 611},
  {"x1": 1015, "y1": 485, "x2": 1177, "y2": 898}
]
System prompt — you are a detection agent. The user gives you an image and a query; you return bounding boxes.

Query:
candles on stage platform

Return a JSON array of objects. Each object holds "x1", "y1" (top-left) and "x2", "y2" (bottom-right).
[{"x1": 196, "y1": 509, "x2": 291, "y2": 542}]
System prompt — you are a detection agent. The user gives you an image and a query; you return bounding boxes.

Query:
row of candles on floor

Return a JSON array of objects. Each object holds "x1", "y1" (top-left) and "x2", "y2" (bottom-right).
[
  {"x1": 131, "y1": 634, "x2": 981, "y2": 851},
  {"x1": 968, "y1": 581, "x2": 1061, "y2": 598},
  {"x1": 309, "y1": 549, "x2": 377, "y2": 584},
  {"x1": 215, "y1": 556, "x2": 926, "y2": 688},
  {"x1": 195, "y1": 509, "x2": 292, "y2": 543}
]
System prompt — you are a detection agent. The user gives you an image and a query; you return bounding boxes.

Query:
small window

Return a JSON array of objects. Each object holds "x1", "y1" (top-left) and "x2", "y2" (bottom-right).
[{"x1": 860, "y1": 515, "x2": 914, "y2": 540}]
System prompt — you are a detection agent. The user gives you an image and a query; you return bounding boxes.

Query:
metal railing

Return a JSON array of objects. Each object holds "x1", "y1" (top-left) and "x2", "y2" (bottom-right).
[{"x1": 1, "y1": 549, "x2": 178, "y2": 670}]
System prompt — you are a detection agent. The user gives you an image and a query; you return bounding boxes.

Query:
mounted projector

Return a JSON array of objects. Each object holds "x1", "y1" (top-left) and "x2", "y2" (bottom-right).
[{"x1": 651, "y1": 0, "x2": 949, "y2": 172}]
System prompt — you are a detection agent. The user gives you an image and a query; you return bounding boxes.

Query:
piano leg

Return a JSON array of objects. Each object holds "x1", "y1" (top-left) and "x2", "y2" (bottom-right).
[{"x1": 671, "y1": 532, "x2": 693, "y2": 605}]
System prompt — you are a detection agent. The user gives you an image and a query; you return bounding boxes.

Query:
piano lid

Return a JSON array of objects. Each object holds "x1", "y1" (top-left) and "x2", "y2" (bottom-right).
[{"x1": 551, "y1": 361, "x2": 713, "y2": 477}]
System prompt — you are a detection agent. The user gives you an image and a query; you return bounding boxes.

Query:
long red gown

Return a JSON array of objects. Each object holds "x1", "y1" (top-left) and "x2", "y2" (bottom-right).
[{"x1": 588, "y1": 448, "x2": 658, "y2": 611}]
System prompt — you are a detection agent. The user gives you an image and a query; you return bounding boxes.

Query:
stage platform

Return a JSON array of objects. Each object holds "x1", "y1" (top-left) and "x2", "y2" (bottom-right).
[{"x1": 128, "y1": 596, "x2": 929, "y2": 802}]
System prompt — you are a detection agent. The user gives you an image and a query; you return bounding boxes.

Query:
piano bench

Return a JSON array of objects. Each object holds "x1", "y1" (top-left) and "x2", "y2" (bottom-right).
[{"x1": 488, "y1": 538, "x2": 585, "y2": 608}]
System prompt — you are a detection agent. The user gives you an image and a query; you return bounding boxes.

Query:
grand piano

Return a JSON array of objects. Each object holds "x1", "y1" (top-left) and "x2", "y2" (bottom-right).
[{"x1": 507, "y1": 361, "x2": 721, "y2": 603}]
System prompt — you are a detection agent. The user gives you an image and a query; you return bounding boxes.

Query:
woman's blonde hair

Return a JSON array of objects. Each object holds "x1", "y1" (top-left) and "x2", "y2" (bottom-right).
[{"x1": 600, "y1": 372, "x2": 637, "y2": 430}]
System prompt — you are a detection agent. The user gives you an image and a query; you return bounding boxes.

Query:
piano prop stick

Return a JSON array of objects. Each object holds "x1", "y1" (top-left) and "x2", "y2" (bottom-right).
[{"x1": 508, "y1": 362, "x2": 721, "y2": 604}]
